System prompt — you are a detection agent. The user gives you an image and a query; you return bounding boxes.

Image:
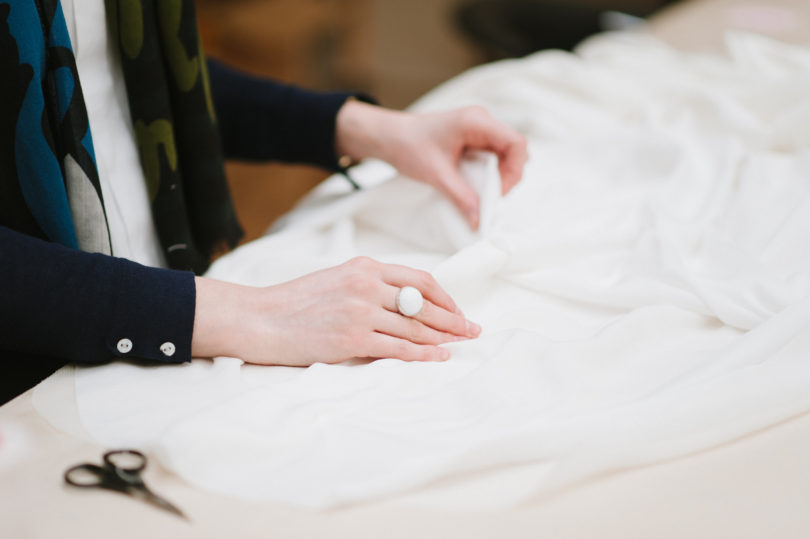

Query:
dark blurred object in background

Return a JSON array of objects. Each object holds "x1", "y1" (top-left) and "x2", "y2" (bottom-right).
[{"x1": 456, "y1": 0, "x2": 679, "y2": 59}]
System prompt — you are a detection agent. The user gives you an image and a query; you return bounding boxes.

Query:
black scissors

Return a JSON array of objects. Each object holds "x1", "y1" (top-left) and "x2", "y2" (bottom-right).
[{"x1": 64, "y1": 449, "x2": 187, "y2": 520}]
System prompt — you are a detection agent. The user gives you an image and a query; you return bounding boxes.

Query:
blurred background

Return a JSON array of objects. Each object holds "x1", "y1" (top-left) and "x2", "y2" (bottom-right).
[{"x1": 193, "y1": 0, "x2": 675, "y2": 242}]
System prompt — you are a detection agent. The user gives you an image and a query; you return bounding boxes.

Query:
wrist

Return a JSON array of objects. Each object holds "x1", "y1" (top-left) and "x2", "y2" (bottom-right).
[
  {"x1": 191, "y1": 276, "x2": 256, "y2": 359},
  {"x1": 335, "y1": 99, "x2": 405, "y2": 164}
]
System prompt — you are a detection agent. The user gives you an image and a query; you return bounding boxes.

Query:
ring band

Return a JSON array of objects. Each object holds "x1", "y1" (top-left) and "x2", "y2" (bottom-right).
[{"x1": 397, "y1": 286, "x2": 424, "y2": 317}]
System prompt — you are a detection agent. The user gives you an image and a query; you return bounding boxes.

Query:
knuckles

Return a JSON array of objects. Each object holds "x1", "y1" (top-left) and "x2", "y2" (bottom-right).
[
  {"x1": 392, "y1": 341, "x2": 414, "y2": 360},
  {"x1": 405, "y1": 320, "x2": 429, "y2": 344},
  {"x1": 340, "y1": 257, "x2": 382, "y2": 295},
  {"x1": 345, "y1": 256, "x2": 378, "y2": 272},
  {"x1": 413, "y1": 270, "x2": 435, "y2": 291}
]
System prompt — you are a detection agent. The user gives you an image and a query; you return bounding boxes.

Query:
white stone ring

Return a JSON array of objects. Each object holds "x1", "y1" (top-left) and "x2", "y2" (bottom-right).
[{"x1": 396, "y1": 286, "x2": 424, "y2": 317}]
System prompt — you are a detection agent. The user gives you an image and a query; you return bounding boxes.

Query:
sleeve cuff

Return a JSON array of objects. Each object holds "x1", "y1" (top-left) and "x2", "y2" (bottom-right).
[
  {"x1": 105, "y1": 263, "x2": 195, "y2": 364},
  {"x1": 1, "y1": 227, "x2": 196, "y2": 365}
]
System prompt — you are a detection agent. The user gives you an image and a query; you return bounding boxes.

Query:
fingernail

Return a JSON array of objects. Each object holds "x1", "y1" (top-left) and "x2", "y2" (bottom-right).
[
  {"x1": 440, "y1": 348, "x2": 451, "y2": 361},
  {"x1": 466, "y1": 320, "x2": 481, "y2": 337}
]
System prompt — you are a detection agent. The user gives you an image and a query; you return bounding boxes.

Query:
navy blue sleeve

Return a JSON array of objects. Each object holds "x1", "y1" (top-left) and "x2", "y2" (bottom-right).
[
  {"x1": 0, "y1": 226, "x2": 196, "y2": 366},
  {"x1": 208, "y1": 58, "x2": 375, "y2": 170}
]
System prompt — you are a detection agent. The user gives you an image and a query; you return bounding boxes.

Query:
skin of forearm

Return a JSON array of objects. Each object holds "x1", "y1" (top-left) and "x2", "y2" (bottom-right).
[{"x1": 191, "y1": 276, "x2": 260, "y2": 360}]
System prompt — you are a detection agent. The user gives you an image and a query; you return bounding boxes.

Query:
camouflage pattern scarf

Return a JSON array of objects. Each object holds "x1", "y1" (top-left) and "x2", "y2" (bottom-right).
[{"x1": 0, "y1": 0, "x2": 242, "y2": 273}]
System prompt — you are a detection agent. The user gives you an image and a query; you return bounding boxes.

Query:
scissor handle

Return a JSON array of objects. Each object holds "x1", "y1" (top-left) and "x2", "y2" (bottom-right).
[
  {"x1": 65, "y1": 450, "x2": 147, "y2": 489},
  {"x1": 64, "y1": 463, "x2": 109, "y2": 488},
  {"x1": 103, "y1": 449, "x2": 147, "y2": 474}
]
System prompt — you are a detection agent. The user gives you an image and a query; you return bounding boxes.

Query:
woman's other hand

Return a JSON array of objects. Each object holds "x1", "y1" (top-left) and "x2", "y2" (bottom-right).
[
  {"x1": 192, "y1": 257, "x2": 480, "y2": 366},
  {"x1": 336, "y1": 100, "x2": 528, "y2": 230}
]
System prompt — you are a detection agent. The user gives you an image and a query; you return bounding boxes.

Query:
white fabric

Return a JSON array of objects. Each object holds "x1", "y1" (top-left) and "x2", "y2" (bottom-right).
[
  {"x1": 42, "y1": 32, "x2": 810, "y2": 508},
  {"x1": 62, "y1": 0, "x2": 166, "y2": 267}
]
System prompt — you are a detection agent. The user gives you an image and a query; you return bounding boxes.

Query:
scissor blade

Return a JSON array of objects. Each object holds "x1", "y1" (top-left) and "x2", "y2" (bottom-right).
[{"x1": 130, "y1": 487, "x2": 188, "y2": 520}]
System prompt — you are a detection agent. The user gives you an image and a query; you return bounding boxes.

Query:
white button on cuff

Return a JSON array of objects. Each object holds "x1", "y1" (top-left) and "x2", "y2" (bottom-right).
[
  {"x1": 160, "y1": 342, "x2": 176, "y2": 357},
  {"x1": 117, "y1": 338, "x2": 133, "y2": 354}
]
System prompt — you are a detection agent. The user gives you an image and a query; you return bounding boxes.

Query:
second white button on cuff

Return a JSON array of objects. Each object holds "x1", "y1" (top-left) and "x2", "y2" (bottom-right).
[
  {"x1": 160, "y1": 342, "x2": 176, "y2": 357},
  {"x1": 117, "y1": 338, "x2": 133, "y2": 354}
]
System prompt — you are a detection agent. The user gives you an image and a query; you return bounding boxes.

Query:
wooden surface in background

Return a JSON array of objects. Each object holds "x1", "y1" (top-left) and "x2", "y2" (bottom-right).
[{"x1": 196, "y1": 0, "x2": 374, "y2": 243}]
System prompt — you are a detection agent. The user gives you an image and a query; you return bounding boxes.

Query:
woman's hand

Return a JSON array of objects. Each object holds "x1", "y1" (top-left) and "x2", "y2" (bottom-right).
[
  {"x1": 336, "y1": 100, "x2": 528, "y2": 229},
  {"x1": 192, "y1": 257, "x2": 480, "y2": 366}
]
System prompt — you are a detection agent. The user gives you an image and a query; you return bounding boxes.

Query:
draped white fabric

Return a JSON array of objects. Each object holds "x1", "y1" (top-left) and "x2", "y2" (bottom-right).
[{"x1": 57, "y1": 33, "x2": 810, "y2": 508}]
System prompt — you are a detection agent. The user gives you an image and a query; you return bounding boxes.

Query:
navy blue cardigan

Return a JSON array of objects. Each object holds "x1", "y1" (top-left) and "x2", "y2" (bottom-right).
[{"x1": 0, "y1": 60, "x2": 363, "y2": 403}]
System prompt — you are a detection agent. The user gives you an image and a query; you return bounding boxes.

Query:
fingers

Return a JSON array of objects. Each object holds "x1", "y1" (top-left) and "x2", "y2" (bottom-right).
[
  {"x1": 498, "y1": 133, "x2": 529, "y2": 195},
  {"x1": 459, "y1": 106, "x2": 529, "y2": 196},
  {"x1": 376, "y1": 309, "x2": 480, "y2": 346},
  {"x1": 440, "y1": 167, "x2": 481, "y2": 230},
  {"x1": 379, "y1": 263, "x2": 461, "y2": 315},
  {"x1": 365, "y1": 333, "x2": 450, "y2": 362},
  {"x1": 496, "y1": 138, "x2": 528, "y2": 195},
  {"x1": 339, "y1": 257, "x2": 482, "y2": 364},
  {"x1": 479, "y1": 123, "x2": 528, "y2": 195},
  {"x1": 380, "y1": 283, "x2": 478, "y2": 339},
  {"x1": 413, "y1": 147, "x2": 480, "y2": 229},
  {"x1": 376, "y1": 310, "x2": 463, "y2": 345}
]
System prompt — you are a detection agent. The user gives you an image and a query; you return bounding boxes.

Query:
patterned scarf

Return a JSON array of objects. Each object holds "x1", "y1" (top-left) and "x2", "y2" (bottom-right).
[{"x1": 0, "y1": 0, "x2": 242, "y2": 273}]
